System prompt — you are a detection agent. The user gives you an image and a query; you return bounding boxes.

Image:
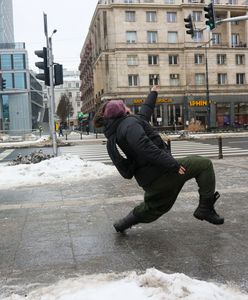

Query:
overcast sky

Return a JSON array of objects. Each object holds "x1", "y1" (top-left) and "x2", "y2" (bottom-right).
[{"x1": 12, "y1": 0, "x2": 99, "y2": 71}]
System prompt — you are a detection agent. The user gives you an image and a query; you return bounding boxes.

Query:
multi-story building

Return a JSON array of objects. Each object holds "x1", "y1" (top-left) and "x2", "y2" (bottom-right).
[
  {"x1": 54, "y1": 70, "x2": 81, "y2": 128},
  {"x1": 0, "y1": 0, "x2": 14, "y2": 43},
  {"x1": 79, "y1": 0, "x2": 248, "y2": 129},
  {"x1": 0, "y1": 0, "x2": 45, "y2": 133}
]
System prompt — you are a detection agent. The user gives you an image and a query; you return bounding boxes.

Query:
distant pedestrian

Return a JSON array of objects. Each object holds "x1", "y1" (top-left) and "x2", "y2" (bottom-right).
[
  {"x1": 94, "y1": 86, "x2": 224, "y2": 233},
  {"x1": 58, "y1": 123, "x2": 64, "y2": 137}
]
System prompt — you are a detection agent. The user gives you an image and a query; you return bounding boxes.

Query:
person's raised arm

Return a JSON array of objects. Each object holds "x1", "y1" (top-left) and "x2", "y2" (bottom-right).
[{"x1": 138, "y1": 85, "x2": 160, "y2": 122}]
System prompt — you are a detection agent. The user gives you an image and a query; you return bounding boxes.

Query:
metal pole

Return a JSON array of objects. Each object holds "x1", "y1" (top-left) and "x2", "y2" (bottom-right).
[
  {"x1": 48, "y1": 36, "x2": 58, "y2": 156},
  {"x1": 205, "y1": 45, "x2": 210, "y2": 130},
  {"x1": 218, "y1": 136, "x2": 223, "y2": 159},
  {"x1": 44, "y1": 13, "x2": 57, "y2": 156}
]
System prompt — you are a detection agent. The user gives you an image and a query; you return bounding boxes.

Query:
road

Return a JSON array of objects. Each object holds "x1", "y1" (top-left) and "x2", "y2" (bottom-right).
[{"x1": 0, "y1": 136, "x2": 247, "y2": 164}]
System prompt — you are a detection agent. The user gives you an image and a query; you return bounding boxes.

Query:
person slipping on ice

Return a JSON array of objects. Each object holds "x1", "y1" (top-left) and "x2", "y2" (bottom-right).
[{"x1": 93, "y1": 85, "x2": 224, "y2": 233}]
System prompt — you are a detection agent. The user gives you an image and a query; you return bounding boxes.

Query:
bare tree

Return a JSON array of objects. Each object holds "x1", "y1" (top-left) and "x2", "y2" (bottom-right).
[{"x1": 56, "y1": 93, "x2": 74, "y2": 124}]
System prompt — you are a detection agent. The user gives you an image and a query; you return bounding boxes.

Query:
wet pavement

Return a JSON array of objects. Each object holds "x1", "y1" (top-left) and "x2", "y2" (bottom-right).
[{"x1": 0, "y1": 156, "x2": 248, "y2": 297}]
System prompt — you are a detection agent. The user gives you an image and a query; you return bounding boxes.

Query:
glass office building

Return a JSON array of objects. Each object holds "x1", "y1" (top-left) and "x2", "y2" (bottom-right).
[{"x1": 0, "y1": 0, "x2": 44, "y2": 132}]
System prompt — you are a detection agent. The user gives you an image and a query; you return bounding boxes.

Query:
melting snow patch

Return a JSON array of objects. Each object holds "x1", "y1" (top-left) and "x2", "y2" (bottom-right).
[
  {"x1": 3, "y1": 269, "x2": 248, "y2": 300},
  {"x1": 0, "y1": 154, "x2": 116, "y2": 189}
]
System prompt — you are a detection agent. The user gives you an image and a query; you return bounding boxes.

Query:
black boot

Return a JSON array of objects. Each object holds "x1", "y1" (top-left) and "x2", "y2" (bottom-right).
[
  {"x1": 113, "y1": 210, "x2": 139, "y2": 233},
  {"x1": 193, "y1": 191, "x2": 224, "y2": 225}
]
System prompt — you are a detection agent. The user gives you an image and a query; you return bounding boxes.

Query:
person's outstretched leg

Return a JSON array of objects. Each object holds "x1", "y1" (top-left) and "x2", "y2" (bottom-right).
[{"x1": 178, "y1": 155, "x2": 224, "y2": 225}]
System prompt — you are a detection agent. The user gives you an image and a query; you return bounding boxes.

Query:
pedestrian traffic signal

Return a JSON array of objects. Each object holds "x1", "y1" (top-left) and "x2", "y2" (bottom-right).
[
  {"x1": 34, "y1": 47, "x2": 50, "y2": 86},
  {"x1": 54, "y1": 64, "x2": 63, "y2": 86},
  {"x1": 184, "y1": 14, "x2": 194, "y2": 38},
  {"x1": 204, "y1": 3, "x2": 216, "y2": 30}
]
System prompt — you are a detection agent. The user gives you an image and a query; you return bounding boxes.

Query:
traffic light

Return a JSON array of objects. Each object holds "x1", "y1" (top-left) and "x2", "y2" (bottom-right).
[
  {"x1": 34, "y1": 47, "x2": 50, "y2": 86},
  {"x1": 0, "y1": 75, "x2": 6, "y2": 90},
  {"x1": 54, "y1": 64, "x2": 63, "y2": 86},
  {"x1": 204, "y1": 3, "x2": 216, "y2": 30},
  {"x1": 184, "y1": 14, "x2": 194, "y2": 38}
]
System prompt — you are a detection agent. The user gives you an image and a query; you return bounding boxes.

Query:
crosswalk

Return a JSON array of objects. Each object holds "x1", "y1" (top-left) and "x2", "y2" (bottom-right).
[
  {"x1": 59, "y1": 140, "x2": 248, "y2": 163},
  {"x1": 0, "y1": 149, "x2": 15, "y2": 161}
]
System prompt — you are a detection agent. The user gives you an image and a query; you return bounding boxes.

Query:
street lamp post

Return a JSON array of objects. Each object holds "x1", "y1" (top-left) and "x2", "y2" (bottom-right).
[{"x1": 197, "y1": 38, "x2": 213, "y2": 129}]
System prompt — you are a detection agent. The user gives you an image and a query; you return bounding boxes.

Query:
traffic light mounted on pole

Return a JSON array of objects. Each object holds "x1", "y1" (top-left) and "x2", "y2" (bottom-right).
[
  {"x1": 204, "y1": 3, "x2": 216, "y2": 30},
  {"x1": 34, "y1": 47, "x2": 50, "y2": 86},
  {"x1": 184, "y1": 14, "x2": 194, "y2": 38},
  {"x1": 0, "y1": 75, "x2": 6, "y2": 90},
  {"x1": 54, "y1": 63, "x2": 63, "y2": 86}
]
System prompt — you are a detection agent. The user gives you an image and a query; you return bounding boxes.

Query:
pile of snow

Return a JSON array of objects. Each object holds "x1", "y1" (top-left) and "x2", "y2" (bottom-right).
[
  {"x1": 3, "y1": 269, "x2": 247, "y2": 300},
  {"x1": 0, "y1": 154, "x2": 116, "y2": 189}
]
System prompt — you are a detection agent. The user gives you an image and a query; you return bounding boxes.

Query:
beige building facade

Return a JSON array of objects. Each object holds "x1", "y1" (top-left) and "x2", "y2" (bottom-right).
[{"x1": 79, "y1": 0, "x2": 248, "y2": 130}]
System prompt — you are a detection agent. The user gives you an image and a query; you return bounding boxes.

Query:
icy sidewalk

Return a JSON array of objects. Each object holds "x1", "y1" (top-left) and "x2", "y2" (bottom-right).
[{"x1": 0, "y1": 155, "x2": 248, "y2": 298}]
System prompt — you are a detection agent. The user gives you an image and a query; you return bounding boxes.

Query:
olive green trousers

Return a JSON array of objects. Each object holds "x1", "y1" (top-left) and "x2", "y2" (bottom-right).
[{"x1": 133, "y1": 155, "x2": 216, "y2": 223}]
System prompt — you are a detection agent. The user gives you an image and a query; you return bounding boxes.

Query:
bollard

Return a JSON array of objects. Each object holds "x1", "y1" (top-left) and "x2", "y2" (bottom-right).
[
  {"x1": 80, "y1": 132, "x2": 82, "y2": 140},
  {"x1": 66, "y1": 133, "x2": 68, "y2": 141},
  {"x1": 218, "y1": 136, "x2": 223, "y2": 159},
  {"x1": 167, "y1": 139, "x2": 171, "y2": 154}
]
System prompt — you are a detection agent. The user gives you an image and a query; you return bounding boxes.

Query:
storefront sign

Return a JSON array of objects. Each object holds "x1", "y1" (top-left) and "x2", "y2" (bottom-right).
[
  {"x1": 189, "y1": 100, "x2": 208, "y2": 107},
  {"x1": 133, "y1": 98, "x2": 173, "y2": 104}
]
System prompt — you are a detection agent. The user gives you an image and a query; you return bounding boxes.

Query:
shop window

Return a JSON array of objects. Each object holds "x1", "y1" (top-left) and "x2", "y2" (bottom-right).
[
  {"x1": 234, "y1": 103, "x2": 248, "y2": 126},
  {"x1": 216, "y1": 103, "x2": 230, "y2": 127}
]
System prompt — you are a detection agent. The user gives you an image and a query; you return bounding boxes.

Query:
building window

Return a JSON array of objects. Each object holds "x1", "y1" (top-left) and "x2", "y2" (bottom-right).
[
  {"x1": 217, "y1": 73, "x2": 227, "y2": 85},
  {"x1": 147, "y1": 31, "x2": 157, "y2": 43},
  {"x1": 167, "y1": 31, "x2": 177, "y2": 43},
  {"x1": 195, "y1": 54, "x2": 204, "y2": 64},
  {"x1": 77, "y1": 102, "x2": 81, "y2": 107},
  {"x1": 68, "y1": 92, "x2": 72, "y2": 98},
  {"x1": 212, "y1": 33, "x2": 221, "y2": 45},
  {"x1": 146, "y1": 11, "x2": 157, "y2": 22},
  {"x1": 126, "y1": 31, "x2": 137, "y2": 43},
  {"x1": 124, "y1": 0, "x2": 133, "y2": 3},
  {"x1": 144, "y1": 0, "x2": 154, "y2": 2},
  {"x1": 76, "y1": 82, "x2": 80, "y2": 88},
  {"x1": 231, "y1": 33, "x2": 239, "y2": 47},
  {"x1": 236, "y1": 54, "x2": 245, "y2": 65},
  {"x1": 167, "y1": 12, "x2": 177, "y2": 23},
  {"x1": 2, "y1": 73, "x2": 13, "y2": 89},
  {"x1": 128, "y1": 74, "x2": 139, "y2": 86},
  {"x1": 192, "y1": 11, "x2": 202, "y2": 22},
  {"x1": 14, "y1": 72, "x2": 26, "y2": 89},
  {"x1": 165, "y1": 0, "x2": 175, "y2": 3},
  {"x1": 169, "y1": 55, "x2": 178, "y2": 65},
  {"x1": 235, "y1": 103, "x2": 248, "y2": 126},
  {"x1": 1, "y1": 54, "x2": 12, "y2": 70},
  {"x1": 127, "y1": 55, "x2": 138, "y2": 65},
  {"x1": 125, "y1": 11, "x2": 135, "y2": 22},
  {"x1": 195, "y1": 73, "x2": 205, "y2": 85},
  {"x1": 148, "y1": 55, "x2": 159, "y2": 65},
  {"x1": 236, "y1": 73, "x2": 245, "y2": 84},
  {"x1": 13, "y1": 54, "x2": 25, "y2": 70},
  {"x1": 149, "y1": 74, "x2": 159, "y2": 85},
  {"x1": 193, "y1": 31, "x2": 203, "y2": 42},
  {"x1": 2, "y1": 95, "x2": 9, "y2": 122},
  {"x1": 217, "y1": 54, "x2": 226, "y2": 65},
  {"x1": 169, "y1": 74, "x2": 179, "y2": 86}
]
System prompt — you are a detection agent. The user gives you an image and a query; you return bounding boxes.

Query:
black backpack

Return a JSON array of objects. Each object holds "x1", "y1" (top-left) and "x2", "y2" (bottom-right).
[{"x1": 106, "y1": 117, "x2": 137, "y2": 179}]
